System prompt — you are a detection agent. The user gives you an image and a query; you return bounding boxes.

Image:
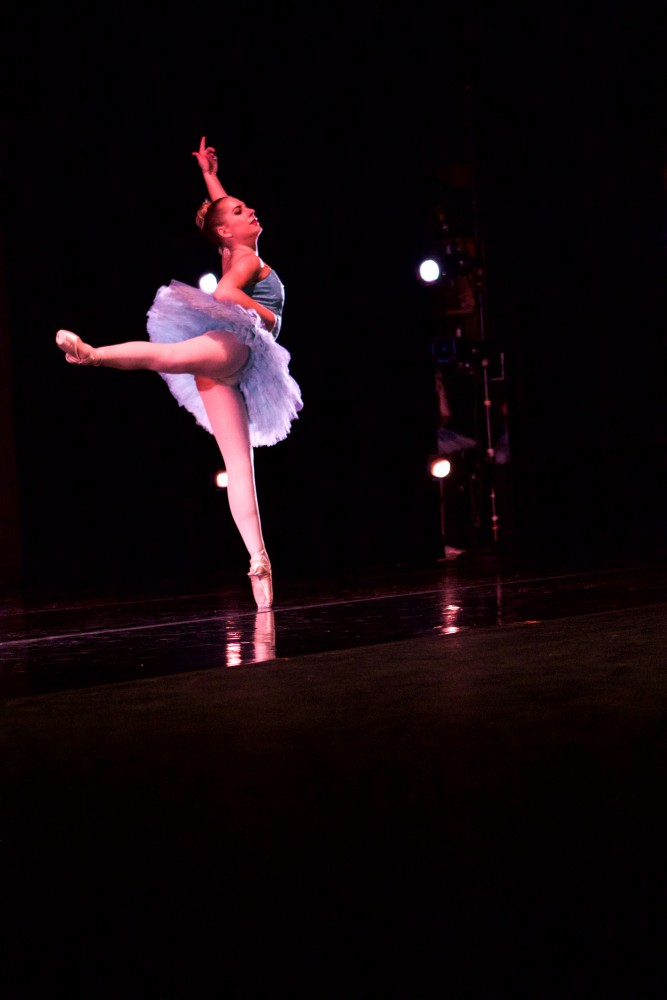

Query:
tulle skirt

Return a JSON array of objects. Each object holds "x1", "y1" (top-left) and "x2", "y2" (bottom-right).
[{"x1": 146, "y1": 280, "x2": 303, "y2": 447}]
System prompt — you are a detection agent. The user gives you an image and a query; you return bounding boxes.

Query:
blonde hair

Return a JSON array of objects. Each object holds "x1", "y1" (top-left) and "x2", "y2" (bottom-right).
[{"x1": 195, "y1": 197, "x2": 230, "y2": 246}]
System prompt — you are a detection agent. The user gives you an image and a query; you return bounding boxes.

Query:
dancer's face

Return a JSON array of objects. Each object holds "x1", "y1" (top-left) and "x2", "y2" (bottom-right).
[{"x1": 218, "y1": 198, "x2": 262, "y2": 243}]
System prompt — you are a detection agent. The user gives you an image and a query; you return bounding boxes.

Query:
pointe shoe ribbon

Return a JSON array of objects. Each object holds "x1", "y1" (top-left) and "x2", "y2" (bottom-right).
[
  {"x1": 55, "y1": 330, "x2": 101, "y2": 366},
  {"x1": 248, "y1": 551, "x2": 273, "y2": 611}
]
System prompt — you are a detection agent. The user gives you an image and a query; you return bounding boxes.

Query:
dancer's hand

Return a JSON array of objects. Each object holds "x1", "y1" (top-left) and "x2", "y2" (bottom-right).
[{"x1": 192, "y1": 136, "x2": 218, "y2": 176}]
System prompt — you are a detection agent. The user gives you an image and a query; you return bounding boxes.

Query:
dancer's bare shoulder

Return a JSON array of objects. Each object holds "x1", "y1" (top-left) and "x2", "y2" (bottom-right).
[{"x1": 217, "y1": 251, "x2": 263, "y2": 297}]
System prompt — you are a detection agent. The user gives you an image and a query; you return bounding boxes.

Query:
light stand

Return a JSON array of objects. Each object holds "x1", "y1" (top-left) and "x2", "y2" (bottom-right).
[
  {"x1": 423, "y1": 84, "x2": 506, "y2": 559},
  {"x1": 466, "y1": 82, "x2": 502, "y2": 550}
]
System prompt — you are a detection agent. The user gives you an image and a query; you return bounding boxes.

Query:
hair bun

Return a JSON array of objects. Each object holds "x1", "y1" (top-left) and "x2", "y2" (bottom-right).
[{"x1": 195, "y1": 199, "x2": 212, "y2": 231}]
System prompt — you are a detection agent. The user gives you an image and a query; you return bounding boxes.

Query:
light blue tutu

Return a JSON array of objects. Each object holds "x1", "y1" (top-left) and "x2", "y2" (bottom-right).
[{"x1": 146, "y1": 280, "x2": 303, "y2": 447}]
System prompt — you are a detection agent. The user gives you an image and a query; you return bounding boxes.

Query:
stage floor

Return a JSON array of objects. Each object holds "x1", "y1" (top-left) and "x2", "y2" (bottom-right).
[
  {"x1": 1, "y1": 557, "x2": 667, "y2": 997},
  {"x1": 3, "y1": 557, "x2": 667, "y2": 698}
]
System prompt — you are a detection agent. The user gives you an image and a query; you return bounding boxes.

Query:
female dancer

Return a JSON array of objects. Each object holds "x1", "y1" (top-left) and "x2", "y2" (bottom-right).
[{"x1": 56, "y1": 137, "x2": 302, "y2": 610}]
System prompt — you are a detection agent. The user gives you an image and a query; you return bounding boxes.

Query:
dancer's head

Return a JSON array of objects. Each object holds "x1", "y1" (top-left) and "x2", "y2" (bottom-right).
[{"x1": 196, "y1": 197, "x2": 262, "y2": 248}]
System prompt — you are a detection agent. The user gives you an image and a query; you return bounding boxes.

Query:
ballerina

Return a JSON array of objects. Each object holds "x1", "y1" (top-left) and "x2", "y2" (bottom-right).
[{"x1": 56, "y1": 136, "x2": 302, "y2": 610}]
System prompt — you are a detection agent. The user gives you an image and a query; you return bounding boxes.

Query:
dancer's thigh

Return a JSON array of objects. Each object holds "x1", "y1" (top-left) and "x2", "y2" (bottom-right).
[
  {"x1": 196, "y1": 379, "x2": 252, "y2": 459},
  {"x1": 170, "y1": 330, "x2": 249, "y2": 379}
]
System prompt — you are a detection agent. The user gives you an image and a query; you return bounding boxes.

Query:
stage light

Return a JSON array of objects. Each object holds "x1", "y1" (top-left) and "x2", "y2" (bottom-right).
[
  {"x1": 199, "y1": 272, "x2": 218, "y2": 294},
  {"x1": 214, "y1": 469, "x2": 228, "y2": 489},
  {"x1": 418, "y1": 258, "x2": 441, "y2": 284},
  {"x1": 429, "y1": 457, "x2": 452, "y2": 479},
  {"x1": 416, "y1": 244, "x2": 475, "y2": 286},
  {"x1": 432, "y1": 335, "x2": 483, "y2": 367}
]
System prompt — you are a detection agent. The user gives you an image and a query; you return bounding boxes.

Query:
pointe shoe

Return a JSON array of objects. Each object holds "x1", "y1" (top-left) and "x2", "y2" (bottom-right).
[
  {"x1": 248, "y1": 550, "x2": 273, "y2": 611},
  {"x1": 55, "y1": 330, "x2": 101, "y2": 366}
]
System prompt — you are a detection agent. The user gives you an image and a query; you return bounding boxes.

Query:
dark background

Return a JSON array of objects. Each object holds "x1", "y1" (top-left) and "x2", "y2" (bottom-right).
[{"x1": 2, "y1": 1, "x2": 666, "y2": 593}]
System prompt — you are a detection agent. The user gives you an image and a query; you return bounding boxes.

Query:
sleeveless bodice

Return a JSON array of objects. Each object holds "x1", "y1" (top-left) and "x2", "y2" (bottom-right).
[{"x1": 242, "y1": 269, "x2": 285, "y2": 338}]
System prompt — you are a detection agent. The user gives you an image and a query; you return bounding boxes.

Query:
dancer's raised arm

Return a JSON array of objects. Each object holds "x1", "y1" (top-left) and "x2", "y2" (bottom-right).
[{"x1": 192, "y1": 136, "x2": 228, "y2": 202}]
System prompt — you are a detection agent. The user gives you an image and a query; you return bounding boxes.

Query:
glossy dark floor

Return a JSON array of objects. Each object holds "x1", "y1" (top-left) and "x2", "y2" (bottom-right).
[{"x1": 2, "y1": 556, "x2": 667, "y2": 998}]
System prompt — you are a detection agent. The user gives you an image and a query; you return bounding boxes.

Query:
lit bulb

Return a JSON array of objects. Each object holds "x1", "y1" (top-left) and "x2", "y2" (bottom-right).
[
  {"x1": 199, "y1": 272, "x2": 218, "y2": 294},
  {"x1": 429, "y1": 458, "x2": 451, "y2": 479},
  {"x1": 418, "y1": 259, "x2": 441, "y2": 284}
]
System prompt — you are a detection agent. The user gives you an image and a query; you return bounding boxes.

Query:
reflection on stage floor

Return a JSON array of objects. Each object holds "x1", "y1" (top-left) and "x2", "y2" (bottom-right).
[{"x1": 2, "y1": 557, "x2": 666, "y2": 699}]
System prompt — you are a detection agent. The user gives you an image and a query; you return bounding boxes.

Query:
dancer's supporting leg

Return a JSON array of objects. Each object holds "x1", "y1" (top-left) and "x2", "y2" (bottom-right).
[{"x1": 196, "y1": 376, "x2": 272, "y2": 611}]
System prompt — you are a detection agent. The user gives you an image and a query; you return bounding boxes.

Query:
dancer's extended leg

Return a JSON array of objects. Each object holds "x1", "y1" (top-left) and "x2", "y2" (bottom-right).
[
  {"x1": 55, "y1": 326, "x2": 271, "y2": 607},
  {"x1": 56, "y1": 329, "x2": 249, "y2": 381},
  {"x1": 196, "y1": 376, "x2": 273, "y2": 610}
]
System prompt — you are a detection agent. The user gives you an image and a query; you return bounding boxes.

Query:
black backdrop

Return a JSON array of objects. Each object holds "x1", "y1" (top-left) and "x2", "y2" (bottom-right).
[{"x1": 2, "y1": 2, "x2": 666, "y2": 592}]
